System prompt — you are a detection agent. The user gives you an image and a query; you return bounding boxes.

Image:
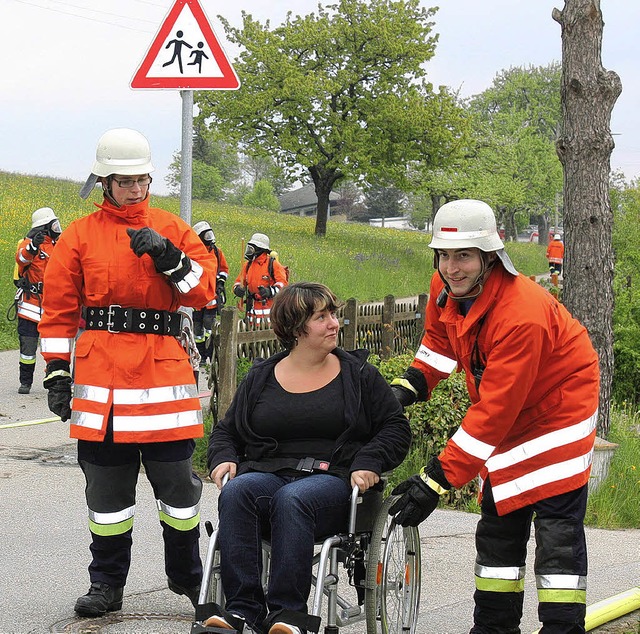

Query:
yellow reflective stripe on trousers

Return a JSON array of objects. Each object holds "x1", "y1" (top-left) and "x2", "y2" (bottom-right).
[
  {"x1": 538, "y1": 588, "x2": 587, "y2": 604},
  {"x1": 88, "y1": 505, "x2": 135, "y2": 536},
  {"x1": 475, "y1": 575, "x2": 526, "y2": 593},
  {"x1": 157, "y1": 499, "x2": 200, "y2": 531}
]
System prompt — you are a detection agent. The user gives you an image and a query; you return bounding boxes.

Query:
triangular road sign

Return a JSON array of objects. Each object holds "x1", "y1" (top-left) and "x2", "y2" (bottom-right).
[{"x1": 131, "y1": 0, "x2": 240, "y2": 90}]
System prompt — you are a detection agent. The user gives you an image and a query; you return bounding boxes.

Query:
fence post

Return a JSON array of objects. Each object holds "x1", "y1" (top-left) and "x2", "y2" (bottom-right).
[
  {"x1": 216, "y1": 306, "x2": 239, "y2": 421},
  {"x1": 342, "y1": 298, "x2": 358, "y2": 351},
  {"x1": 381, "y1": 295, "x2": 395, "y2": 359}
]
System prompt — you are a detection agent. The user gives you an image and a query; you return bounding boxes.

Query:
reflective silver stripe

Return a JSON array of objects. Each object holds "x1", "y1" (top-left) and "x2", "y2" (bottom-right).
[
  {"x1": 537, "y1": 574, "x2": 587, "y2": 590},
  {"x1": 176, "y1": 260, "x2": 203, "y2": 294},
  {"x1": 113, "y1": 409, "x2": 202, "y2": 432},
  {"x1": 487, "y1": 411, "x2": 598, "y2": 472},
  {"x1": 492, "y1": 452, "x2": 594, "y2": 503},
  {"x1": 451, "y1": 426, "x2": 496, "y2": 461},
  {"x1": 274, "y1": 281, "x2": 285, "y2": 290},
  {"x1": 250, "y1": 307, "x2": 272, "y2": 316},
  {"x1": 70, "y1": 410, "x2": 104, "y2": 430},
  {"x1": 20, "y1": 354, "x2": 37, "y2": 362},
  {"x1": 74, "y1": 384, "x2": 110, "y2": 403},
  {"x1": 41, "y1": 337, "x2": 74, "y2": 354},
  {"x1": 18, "y1": 252, "x2": 31, "y2": 264},
  {"x1": 89, "y1": 505, "x2": 136, "y2": 525},
  {"x1": 475, "y1": 563, "x2": 525, "y2": 580},
  {"x1": 113, "y1": 384, "x2": 197, "y2": 405},
  {"x1": 414, "y1": 344, "x2": 457, "y2": 374},
  {"x1": 156, "y1": 499, "x2": 200, "y2": 520},
  {"x1": 18, "y1": 302, "x2": 42, "y2": 320},
  {"x1": 435, "y1": 228, "x2": 494, "y2": 240}
]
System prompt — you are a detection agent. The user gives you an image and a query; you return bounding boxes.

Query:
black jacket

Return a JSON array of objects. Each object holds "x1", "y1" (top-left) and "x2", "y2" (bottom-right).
[{"x1": 207, "y1": 348, "x2": 411, "y2": 482}]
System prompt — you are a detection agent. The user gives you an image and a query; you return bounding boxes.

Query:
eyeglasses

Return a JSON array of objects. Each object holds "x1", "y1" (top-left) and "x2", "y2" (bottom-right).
[{"x1": 111, "y1": 176, "x2": 152, "y2": 189}]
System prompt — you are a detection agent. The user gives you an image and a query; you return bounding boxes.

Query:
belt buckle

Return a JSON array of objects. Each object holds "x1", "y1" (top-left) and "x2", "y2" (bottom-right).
[{"x1": 107, "y1": 304, "x2": 122, "y2": 333}]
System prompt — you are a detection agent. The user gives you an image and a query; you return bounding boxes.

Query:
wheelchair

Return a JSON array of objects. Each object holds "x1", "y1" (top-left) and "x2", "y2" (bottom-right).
[{"x1": 191, "y1": 482, "x2": 421, "y2": 634}]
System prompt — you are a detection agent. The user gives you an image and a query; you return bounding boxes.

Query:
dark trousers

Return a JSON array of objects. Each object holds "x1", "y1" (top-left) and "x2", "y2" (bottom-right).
[
  {"x1": 17, "y1": 317, "x2": 39, "y2": 386},
  {"x1": 77, "y1": 414, "x2": 202, "y2": 589},
  {"x1": 471, "y1": 480, "x2": 588, "y2": 634}
]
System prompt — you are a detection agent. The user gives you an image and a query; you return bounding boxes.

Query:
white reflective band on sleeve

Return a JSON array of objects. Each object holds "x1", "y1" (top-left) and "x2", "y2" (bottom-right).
[
  {"x1": 492, "y1": 452, "x2": 594, "y2": 503},
  {"x1": 41, "y1": 337, "x2": 74, "y2": 354},
  {"x1": 113, "y1": 409, "x2": 202, "y2": 432},
  {"x1": 113, "y1": 384, "x2": 198, "y2": 405},
  {"x1": 75, "y1": 384, "x2": 110, "y2": 403},
  {"x1": 486, "y1": 410, "x2": 598, "y2": 472},
  {"x1": 536, "y1": 574, "x2": 587, "y2": 590},
  {"x1": 414, "y1": 344, "x2": 457, "y2": 374},
  {"x1": 435, "y1": 228, "x2": 494, "y2": 240},
  {"x1": 475, "y1": 563, "x2": 525, "y2": 580},
  {"x1": 156, "y1": 499, "x2": 200, "y2": 520},
  {"x1": 89, "y1": 505, "x2": 136, "y2": 525},
  {"x1": 176, "y1": 260, "x2": 203, "y2": 294},
  {"x1": 71, "y1": 411, "x2": 104, "y2": 430},
  {"x1": 451, "y1": 427, "x2": 496, "y2": 461}
]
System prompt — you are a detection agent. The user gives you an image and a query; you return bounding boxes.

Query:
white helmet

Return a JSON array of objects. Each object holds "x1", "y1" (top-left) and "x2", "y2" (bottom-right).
[
  {"x1": 31, "y1": 207, "x2": 58, "y2": 229},
  {"x1": 193, "y1": 220, "x2": 215, "y2": 243},
  {"x1": 80, "y1": 128, "x2": 154, "y2": 199},
  {"x1": 553, "y1": 233, "x2": 562, "y2": 240},
  {"x1": 429, "y1": 199, "x2": 517, "y2": 276},
  {"x1": 248, "y1": 232, "x2": 270, "y2": 250}
]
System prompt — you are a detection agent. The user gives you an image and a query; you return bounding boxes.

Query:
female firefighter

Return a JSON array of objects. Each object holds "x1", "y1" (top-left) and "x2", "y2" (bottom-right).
[{"x1": 38, "y1": 128, "x2": 218, "y2": 617}]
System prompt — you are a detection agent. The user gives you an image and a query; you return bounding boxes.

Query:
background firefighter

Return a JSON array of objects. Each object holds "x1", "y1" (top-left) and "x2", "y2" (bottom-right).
[
  {"x1": 13, "y1": 206, "x2": 62, "y2": 394},
  {"x1": 38, "y1": 128, "x2": 218, "y2": 617},
  {"x1": 232, "y1": 232, "x2": 288, "y2": 326},
  {"x1": 388, "y1": 199, "x2": 599, "y2": 634},
  {"x1": 546, "y1": 233, "x2": 565, "y2": 276},
  {"x1": 192, "y1": 220, "x2": 229, "y2": 372}
]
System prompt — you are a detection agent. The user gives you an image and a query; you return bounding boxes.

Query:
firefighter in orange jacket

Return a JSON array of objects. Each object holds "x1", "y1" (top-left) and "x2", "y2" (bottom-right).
[
  {"x1": 192, "y1": 220, "x2": 229, "y2": 365},
  {"x1": 38, "y1": 128, "x2": 218, "y2": 617},
  {"x1": 13, "y1": 207, "x2": 62, "y2": 394},
  {"x1": 546, "y1": 233, "x2": 565, "y2": 276},
  {"x1": 233, "y1": 233, "x2": 288, "y2": 325},
  {"x1": 389, "y1": 200, "x2": 599, "y2": 634}
]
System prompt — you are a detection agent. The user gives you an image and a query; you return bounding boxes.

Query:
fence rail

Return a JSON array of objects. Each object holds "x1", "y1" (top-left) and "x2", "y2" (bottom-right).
[{"x1": 207, "y1": 294, "x2": 428, "y2": 422}]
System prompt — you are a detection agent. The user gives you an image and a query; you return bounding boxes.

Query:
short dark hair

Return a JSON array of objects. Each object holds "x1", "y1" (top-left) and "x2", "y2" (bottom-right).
[{"x1": 271, "y1": 282, "x2": 343, "y2": 350}]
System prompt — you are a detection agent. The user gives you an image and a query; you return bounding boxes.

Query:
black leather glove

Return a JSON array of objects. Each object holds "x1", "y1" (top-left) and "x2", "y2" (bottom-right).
[
  {"x1": 233, "y1": 285, "x2": 245, "y2": 298},
  {"x1": 43, "y1": 360, "x2": 73, "y2": 422},
  {"x1": 257, "y1": 285, "x2": 274, "y2": 300},
  {"x1": 27, "y1": 232, "x2": 45, "y2": 254},
  {"x1": 126, "y1": 227, "x2": 167, "y2": 258},
  {"x1": 388, "y1": 458, "x2": 451, "y2": 527},
  {"x1": 216, "y1": 280, "x2": 226, "y2": 306},
  {"x1": 391, "y1": 384, "x2": 416, "y2": 408}
]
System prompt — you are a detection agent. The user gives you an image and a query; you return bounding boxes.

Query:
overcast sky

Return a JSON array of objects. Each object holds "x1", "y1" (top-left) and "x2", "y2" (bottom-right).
[{"x1": 1, "y1": 0, "x2": 638, "y2": 197}]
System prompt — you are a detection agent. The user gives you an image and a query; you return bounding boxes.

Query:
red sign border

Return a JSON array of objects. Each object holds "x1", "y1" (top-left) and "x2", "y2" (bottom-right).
[{"x1": 131, "y1": 0, "x2": 240, "y2": 90}]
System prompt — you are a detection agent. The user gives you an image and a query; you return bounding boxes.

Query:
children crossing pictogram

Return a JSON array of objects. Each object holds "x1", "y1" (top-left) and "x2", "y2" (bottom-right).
[{"x1": 131, "y1": 0, "x2": 239, "y2": 90}]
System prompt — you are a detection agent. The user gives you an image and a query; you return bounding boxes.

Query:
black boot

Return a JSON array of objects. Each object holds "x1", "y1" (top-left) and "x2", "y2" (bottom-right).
[
  {"x1": 74, "y1": 582, "x2": 124, "y2": 616},
  {"x1": 18, "y1": 384, "x2": 31, "y2": 394},
  {"x1": 168, "y1": 577, "x2": 200, "y2": 608}
]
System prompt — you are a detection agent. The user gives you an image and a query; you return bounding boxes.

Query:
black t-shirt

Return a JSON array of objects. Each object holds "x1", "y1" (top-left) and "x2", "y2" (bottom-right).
[{"x1": 252, "y1": 369, "x2": 346, "y2": 460}]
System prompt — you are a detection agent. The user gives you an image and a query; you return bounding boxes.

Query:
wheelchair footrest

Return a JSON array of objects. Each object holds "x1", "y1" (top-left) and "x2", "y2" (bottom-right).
[{"x1": 191, "y1": 624, "x2": 240, "y2": 634}]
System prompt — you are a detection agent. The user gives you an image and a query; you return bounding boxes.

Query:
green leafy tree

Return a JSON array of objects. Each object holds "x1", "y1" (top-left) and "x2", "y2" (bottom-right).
[
  {"x1": 242, "y1": 179, "x2": 280, "y2": 211},
  {"x1": 196, "y1": 0, "x2": 468, "y2": 236}
]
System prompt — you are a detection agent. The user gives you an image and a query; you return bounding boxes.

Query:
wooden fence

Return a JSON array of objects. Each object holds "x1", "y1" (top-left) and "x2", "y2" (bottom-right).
[{"x1": 206, "y1": 294, "x2": 428, "y2": 423}]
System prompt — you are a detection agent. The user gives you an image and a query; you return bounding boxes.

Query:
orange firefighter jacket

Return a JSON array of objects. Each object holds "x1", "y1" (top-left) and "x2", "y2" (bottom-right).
[
  {"x1": 410, "y1": 266, "x2": 599, "y2": 515},
  {"x1": 38, "y1": 197, "x2": 218, "y2": 444},
  {"x1": 15, "y1": 235, "x2": 56, "y2": 322},
  {"x1": 204, "y1": 245, "x2": 229, "y2": 311},
  {"x1": 546, "y1": 239, "x2": 565, "y2": 264},
  {"x1": 233, "y1": 253, "x2": 288, "y2": 323}
]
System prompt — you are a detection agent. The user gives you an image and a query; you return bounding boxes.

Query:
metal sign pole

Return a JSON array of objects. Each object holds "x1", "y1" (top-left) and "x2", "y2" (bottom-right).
[{"x1": 180, "y1": 89, "x2": 194, "y2": 224}]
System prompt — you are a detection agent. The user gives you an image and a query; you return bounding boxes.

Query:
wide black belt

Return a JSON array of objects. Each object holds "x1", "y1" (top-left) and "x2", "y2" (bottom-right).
[{"x1": 84, "y1": 305, "x2": 182, "y2": 336}]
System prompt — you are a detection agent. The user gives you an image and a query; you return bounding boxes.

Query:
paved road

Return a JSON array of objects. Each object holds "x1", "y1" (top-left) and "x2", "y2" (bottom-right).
[{"x1": 0, "y1": 348, "x2": 638, "y2": 633}]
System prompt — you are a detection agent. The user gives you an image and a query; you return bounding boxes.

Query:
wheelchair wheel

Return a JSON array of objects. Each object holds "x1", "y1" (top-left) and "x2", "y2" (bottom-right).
[{"x1": 364, "y1": 496, "x2": 421, "y2": 633}]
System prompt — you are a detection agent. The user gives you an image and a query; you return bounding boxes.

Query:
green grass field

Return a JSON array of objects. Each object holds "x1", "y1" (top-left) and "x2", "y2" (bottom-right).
[{"x1": 0, "y1": 170, "x2": 549, "y2": 350}]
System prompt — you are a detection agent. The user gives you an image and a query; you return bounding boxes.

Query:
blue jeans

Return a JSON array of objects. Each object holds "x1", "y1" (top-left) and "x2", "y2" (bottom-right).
[{"x1": 218, "y1": 472, "x2": 352, "y2": 631}]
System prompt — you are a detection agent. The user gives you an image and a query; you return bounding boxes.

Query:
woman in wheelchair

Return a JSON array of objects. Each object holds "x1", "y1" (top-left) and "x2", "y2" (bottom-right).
[{"x1": 204, "y1": 282, "x2": 411, "y2": 634}]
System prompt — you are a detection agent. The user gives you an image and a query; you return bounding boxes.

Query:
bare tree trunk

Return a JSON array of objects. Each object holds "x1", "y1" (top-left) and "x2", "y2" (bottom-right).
[
  {"x1": 310, "y1": 166, "x2": 341, "y2": 237},
  {"x1": 553, "y1": 0, "x2": 621, "y2": 437}
]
